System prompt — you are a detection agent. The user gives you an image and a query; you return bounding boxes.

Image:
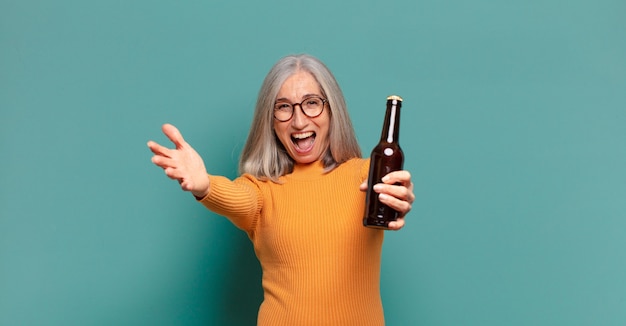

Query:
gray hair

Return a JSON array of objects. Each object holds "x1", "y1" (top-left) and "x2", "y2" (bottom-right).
[{"x1": 239, "y1": 54, "x2": 361, "y2": 182}]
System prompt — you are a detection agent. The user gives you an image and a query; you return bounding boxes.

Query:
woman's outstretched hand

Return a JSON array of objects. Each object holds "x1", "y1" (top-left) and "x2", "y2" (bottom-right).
[
  {"x1": 147, "y1": 124, "x2": 210, "y2": 198},
  {"x1": 360, "y1": 170, "x2": 415, "y2": 231}
]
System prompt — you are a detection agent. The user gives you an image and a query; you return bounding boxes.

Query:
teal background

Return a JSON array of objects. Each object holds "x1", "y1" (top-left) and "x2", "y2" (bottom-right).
[{"x1": 2, "y1": 0, "x2": 625, "y2": 325}]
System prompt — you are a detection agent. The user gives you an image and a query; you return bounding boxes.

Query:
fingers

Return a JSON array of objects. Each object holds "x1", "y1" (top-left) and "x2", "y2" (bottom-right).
[
  {"x1": 151, "y1": 155, "x2": 176, "y2": 170},
  {"x1": 147, "y1": 123, "x2": 185, "y2": 156},
  {"x1": 147, "y1": 140, "x2": 173, "y2": 158},
  {"x1": 147, "y1": 124, "x2": 186, "y2": 179},
  {"x1": 377, "y1": 191, "x2": 412, "y2": 217},
  {"x1": 387, "y1": 218, "x2": 405, "y2": 231},
  {"x1": 161, "y1": 165, "x2": 192, "y2": 188},
  {"x1": 382, "y1": 170, "x2": 412, "y2": 187},
  {"x1": 147, "y1": 124, "x2": 187, "y2": 168},
  {"x1": 360, "y1": 170, "x2": 411, "y2": 192},
  {"x1": 373, "y1": 182, "x2": 414, "y2": 204},
  {"x1": 373, "y1": 169, "x2": 415, "y2": 219},
  {"x1": 162, "y1": 123, "x2": 186, "y2": 149},
  {"x1": 148, "y1": 124, "x2": 211, "y2": 197},
  {"x1": 380, "y1": 170, "x2": 415, "y2": 202}
]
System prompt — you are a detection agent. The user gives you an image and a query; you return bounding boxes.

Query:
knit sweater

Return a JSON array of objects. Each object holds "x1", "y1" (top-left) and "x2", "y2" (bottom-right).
[{"x1": 198, "y1": 158, "x2": 385, "y2": 325}]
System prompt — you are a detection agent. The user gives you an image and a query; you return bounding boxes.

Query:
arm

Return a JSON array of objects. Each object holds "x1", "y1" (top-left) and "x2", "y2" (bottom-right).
[
  {"x1": 199, "y1": 174, "x2": 262, "y2": 232},
  {"x1": 148, "y1": 124, "x2": 261, "y2": 232}
]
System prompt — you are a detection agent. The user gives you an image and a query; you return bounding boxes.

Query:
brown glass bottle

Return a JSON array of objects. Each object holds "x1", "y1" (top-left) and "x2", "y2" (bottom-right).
[{"x1": 363, "y1": 95, "x2": 404, "y2": 229}]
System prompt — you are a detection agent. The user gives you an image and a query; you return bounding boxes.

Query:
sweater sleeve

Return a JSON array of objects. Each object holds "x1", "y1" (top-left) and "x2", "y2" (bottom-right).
[
  {"x1": 197, "y1": 174, "x2": 263, "y2": 234},
  {"x1": 361, "y1": 158, "x2": 371, "y2": 181}
]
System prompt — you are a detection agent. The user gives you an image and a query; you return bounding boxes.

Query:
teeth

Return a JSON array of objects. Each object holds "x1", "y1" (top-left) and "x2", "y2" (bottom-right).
[{"x1": 292, "y1": 131, "x2": 314, "y2": 139}]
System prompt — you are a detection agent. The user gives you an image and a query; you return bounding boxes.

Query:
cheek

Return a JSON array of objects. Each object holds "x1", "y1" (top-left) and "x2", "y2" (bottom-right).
[
  {"x1": 272, "y1": 121, "x2": 281, "y2": 137},
  {"x1": 273, "y1": 124, "x2": 289, "y2": 146},
  {"x1": 318, "y1": 119, "x2": 331, "y2": 139}
]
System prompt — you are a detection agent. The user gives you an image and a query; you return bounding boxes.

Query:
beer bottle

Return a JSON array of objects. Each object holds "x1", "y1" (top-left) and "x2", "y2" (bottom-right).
[{"x1": 363, "y1": 95, "x2": 404, "y2": 229}]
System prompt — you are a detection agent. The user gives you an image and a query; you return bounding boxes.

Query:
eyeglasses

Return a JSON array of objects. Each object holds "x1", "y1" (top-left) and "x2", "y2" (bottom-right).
[{"x1": 273, "y1": 96, "x2": 327, "y2": 122}]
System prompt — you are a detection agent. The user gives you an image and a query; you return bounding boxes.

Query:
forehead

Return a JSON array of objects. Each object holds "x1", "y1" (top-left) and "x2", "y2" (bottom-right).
[{"x1": 276, "y1": 71, "x2": 321, "y2": 99}]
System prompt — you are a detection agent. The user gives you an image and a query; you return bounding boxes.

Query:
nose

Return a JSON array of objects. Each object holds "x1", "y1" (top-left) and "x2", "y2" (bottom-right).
[{"x1": 291, "y1": 104, "x2": 309, "y2": 128}]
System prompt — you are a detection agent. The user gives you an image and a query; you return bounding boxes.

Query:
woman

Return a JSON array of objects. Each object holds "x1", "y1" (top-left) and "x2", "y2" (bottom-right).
[{"x1": 148, "y1": 54, "x2": 414, "y2": 325}]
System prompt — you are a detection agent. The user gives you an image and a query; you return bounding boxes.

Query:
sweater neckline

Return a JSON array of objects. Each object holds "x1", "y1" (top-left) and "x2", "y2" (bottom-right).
[{"x1": 288, "y1": 160, "x2": 326, "y2": 180}]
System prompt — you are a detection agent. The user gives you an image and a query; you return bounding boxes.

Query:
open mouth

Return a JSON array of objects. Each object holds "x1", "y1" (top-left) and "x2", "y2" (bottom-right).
[{"x1": 291, "y1": 131, "x2": 316, "y2": 152}]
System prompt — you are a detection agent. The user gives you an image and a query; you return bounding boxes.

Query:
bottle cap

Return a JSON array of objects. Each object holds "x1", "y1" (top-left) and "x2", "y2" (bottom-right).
[{"x1": 387, "y1": 95, "x2": 403, "y2": 101}]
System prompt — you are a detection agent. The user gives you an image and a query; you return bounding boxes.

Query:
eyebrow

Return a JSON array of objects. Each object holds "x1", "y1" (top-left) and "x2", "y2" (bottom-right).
[{"x1": 275, "y1": 93, "x2": 322, "y2": 102}]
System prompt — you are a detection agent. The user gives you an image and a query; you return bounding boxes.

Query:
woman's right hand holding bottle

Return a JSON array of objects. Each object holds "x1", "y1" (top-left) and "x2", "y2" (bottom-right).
[{"x1": 147, "y1": 124, "x2": 210, "y2": 198}]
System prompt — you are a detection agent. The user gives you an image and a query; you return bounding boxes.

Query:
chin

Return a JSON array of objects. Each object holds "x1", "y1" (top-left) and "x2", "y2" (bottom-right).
[{"x1": 291, "y1": 152, "x2": 322, "y2": 164}]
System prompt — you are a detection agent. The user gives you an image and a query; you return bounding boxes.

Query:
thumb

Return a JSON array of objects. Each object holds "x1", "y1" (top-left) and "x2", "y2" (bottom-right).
[
  {"x1": 162, "y1": 123, "x2": 186, "y2": 148},
  {"x1": 359, "y1": 180, "x2": 368, "y2": 192}
]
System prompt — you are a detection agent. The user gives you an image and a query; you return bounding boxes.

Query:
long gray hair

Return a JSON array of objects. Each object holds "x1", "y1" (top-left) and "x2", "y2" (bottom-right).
[{"x1": 239, "y1": 54, "x2": 361, "y2": 182}]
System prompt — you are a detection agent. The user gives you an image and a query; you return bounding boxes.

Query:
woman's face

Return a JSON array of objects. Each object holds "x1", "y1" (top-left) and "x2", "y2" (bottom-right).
[{"x1": 273, "y1": 71, "x2": 330, "y2": 164}]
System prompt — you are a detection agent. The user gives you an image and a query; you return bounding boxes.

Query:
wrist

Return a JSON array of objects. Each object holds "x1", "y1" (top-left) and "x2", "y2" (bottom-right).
[{"x1": 192, "y1": 176, "x2": 210, "y2": 199}]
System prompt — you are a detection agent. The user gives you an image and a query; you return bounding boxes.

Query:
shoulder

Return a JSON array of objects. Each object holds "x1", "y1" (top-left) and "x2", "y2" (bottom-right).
[
  {"x1": 340, "y1": 157, "x2": 368, "y2": 168},
  {"x1": 335, "y1": 157, "x2": 370, "y2": 180},
  {"x1": 235, "y1": 173, "x2": 271, "y2": 187}
]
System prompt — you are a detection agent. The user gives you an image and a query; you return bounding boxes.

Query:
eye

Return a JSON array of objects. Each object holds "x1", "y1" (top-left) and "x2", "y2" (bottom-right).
[
  {"x1": 305, "y1": 98, "x2": 321, "y2": 106},
  {"x1": 275, "y1": 103, "x2": 292, "y2": 110}
]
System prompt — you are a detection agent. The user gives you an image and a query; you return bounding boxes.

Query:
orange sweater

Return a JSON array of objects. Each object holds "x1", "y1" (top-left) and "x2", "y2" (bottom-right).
[{"x1": 199, "y1": 158, "x2": 385, "y2": 325}]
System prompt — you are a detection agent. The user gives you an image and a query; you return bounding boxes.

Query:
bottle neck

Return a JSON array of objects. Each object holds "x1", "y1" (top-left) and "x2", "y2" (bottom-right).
[{"x1": 380, "y1": 98, "x2": 401, "y2": 143}]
